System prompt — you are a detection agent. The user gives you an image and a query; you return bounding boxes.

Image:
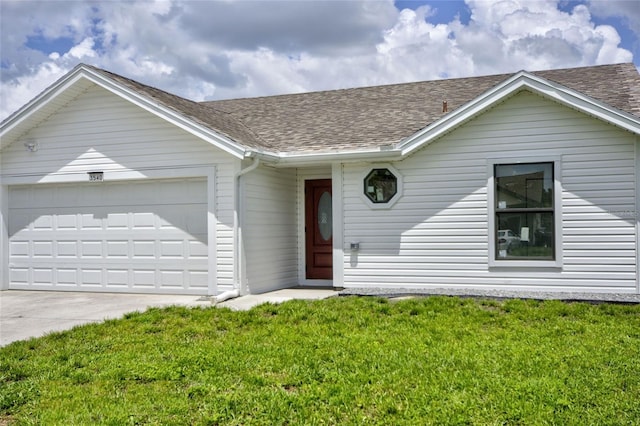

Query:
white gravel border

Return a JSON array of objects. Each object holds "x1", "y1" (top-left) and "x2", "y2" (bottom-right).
[{"x1": 338, "y1": 287, "x2": 640, "y2": 304}]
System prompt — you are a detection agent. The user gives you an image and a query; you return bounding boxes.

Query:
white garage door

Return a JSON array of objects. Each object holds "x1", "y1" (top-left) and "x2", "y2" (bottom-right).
[{"x1": 8, "y1": 178, "x2": 209, "y2": 294}]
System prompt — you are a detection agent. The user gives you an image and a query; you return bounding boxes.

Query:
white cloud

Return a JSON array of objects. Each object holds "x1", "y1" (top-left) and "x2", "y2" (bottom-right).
[
  {"x1": 0, "y1": 62, "x2": 69, "y2": 121},
  {"x1": 0, "y1": 0, "x2": 636, "y2": 120},
  {"x1": 67, "y1": 37, "x2": 97, "y2": 59},
  {"x1": 458, "y1": 0, "x2": 632, "y2": 72}
]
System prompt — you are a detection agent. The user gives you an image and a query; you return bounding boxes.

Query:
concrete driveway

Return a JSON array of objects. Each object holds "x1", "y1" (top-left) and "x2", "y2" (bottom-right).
[
  {"x1": 0, "y1": 288, "x2": 337, "y2": 347},
  {"x1": 0, "y1": 291, "x2": 211, "y2": 347}
]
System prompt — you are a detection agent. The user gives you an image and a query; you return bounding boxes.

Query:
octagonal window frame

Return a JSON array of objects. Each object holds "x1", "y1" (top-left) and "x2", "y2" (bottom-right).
[{"x1": 361, "y1": 164, "x2": 403, "y2": 209}]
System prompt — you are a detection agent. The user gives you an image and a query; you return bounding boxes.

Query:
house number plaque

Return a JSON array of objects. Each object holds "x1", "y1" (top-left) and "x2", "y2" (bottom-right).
[{"x1": 88, "y1": 171, "x2": 104, "y2": 182}]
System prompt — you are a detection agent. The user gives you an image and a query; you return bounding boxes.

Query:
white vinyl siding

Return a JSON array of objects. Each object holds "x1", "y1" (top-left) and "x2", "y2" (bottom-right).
[
  {"x1": 1, "y1": 84, "x2": 239, "y2": 292},
  {"x1": 637, "y1": 139, "x2": 640, "y2": 294},
  {"x1": 342, "y1": 91, "x2": 637, "y2": 292},
  {"x1": 242, "y1": 165, "x2": 298, "y2": 293}
]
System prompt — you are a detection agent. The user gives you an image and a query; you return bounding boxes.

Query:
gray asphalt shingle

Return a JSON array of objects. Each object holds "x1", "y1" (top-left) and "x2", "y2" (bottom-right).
[{"x1": 89, "y1": 63, "x2": 640, "y2": 155}]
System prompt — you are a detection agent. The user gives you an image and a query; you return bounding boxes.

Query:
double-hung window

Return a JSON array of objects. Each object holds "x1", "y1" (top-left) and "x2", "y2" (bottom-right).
[{"x1": 490, "y1": 159, "x2": 561, "y2": 267}]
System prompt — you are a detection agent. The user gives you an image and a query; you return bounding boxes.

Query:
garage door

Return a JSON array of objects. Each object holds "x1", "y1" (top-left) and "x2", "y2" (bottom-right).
[{"x1": 8, "y1": 178, "x2": 209, "y2": 294}]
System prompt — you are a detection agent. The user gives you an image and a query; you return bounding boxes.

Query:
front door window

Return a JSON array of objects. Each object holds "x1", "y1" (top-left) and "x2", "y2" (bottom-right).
[{"x1": 317, "y1": 191, "x2": 332, "y2": 241}]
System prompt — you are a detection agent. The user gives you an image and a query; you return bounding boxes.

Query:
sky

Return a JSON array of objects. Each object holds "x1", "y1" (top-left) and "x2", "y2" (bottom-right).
[{"x1": 1, "y1": 0, "x2": 639, "y2": 121}]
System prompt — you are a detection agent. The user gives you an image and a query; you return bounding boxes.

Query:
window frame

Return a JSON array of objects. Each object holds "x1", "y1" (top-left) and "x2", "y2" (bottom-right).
[
  {"x1": 360, "y1": 164, "x2": 403, "y2": 209},
  {"x1": 487, "y1": 156, "x2": 562, "y2": 268}
]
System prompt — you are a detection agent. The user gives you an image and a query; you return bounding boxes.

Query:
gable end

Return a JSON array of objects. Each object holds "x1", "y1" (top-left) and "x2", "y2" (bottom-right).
[{"x1": 397, "y1": 72, "x2": 640, "y2": 157}]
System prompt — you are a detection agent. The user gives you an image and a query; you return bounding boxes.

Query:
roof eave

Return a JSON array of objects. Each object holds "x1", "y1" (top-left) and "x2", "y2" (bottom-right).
[
  {"x1": 1, "y1": 64, "x2": 249, "y2": 159},
  {"x1": 254, "y1": 147, "x2": 402, "y2": 167},
  {"x1": 397, "y1": 71, "x2": 640, "y2": 157}
]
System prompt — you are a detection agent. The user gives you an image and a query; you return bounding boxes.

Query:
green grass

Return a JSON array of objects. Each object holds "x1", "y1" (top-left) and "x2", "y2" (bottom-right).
[{"x1": 1, "y1": 296, "x2": 639, "y2": 425}]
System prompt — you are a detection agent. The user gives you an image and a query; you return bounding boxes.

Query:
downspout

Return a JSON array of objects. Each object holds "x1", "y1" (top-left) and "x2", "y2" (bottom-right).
[{"x1": 214, "y1": 154, "x2": 261, "y2": 303}]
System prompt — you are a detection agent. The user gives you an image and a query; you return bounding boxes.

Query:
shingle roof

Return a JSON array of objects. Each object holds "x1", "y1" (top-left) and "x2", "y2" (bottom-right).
[
  {"x1": 89, "y1": 63, "x2": 640, "y2": 155},
  {"x1": 206, "y1": 73, "x2": 510, "y2": 153},
  {"x1": 534, "y1": 63, "x2": 640, "y2": 117}
]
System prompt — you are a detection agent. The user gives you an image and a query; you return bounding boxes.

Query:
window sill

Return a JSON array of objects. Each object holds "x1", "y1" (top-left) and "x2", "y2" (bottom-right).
[{"x1": 489, "y1": 259, "x2": 562, "y2": 268}]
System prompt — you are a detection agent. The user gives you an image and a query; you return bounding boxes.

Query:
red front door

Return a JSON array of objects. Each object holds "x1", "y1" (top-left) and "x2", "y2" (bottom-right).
[{"x1": 305, "y1": 179, "x2": 333, "y2": 280}]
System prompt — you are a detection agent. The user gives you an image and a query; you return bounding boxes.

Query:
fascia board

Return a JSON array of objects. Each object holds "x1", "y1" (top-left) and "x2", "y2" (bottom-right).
[
  {"x1": 255, "y1": 148, "x2": 402, "y2": 167},
  {"x1": 523, "y1": 73, "x2": 640, "y2": 134},
  {"x1": 398, "y1": 71, "x2": 640, "y2": 157}
]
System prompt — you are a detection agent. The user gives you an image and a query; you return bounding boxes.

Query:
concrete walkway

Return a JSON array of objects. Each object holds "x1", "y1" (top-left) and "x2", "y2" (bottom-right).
[
  {"x1": 0, "y1": 288, "x2": 337, "y2": 347},
  {"x1": 217, "y1": 288, "x2": 336, "y2": 310}
]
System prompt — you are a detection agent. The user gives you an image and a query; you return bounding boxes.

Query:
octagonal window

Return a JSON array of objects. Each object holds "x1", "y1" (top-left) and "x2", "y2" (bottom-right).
[{"x1": 364, "y1": 168, "x2": 398, "y2": 203}]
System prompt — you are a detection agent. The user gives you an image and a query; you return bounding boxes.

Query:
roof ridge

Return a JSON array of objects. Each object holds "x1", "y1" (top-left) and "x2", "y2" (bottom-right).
[
  {"x1": 200, "y1": 72, "x2": 516, "y2": 106},
  {"x1": 201, "y1": 62, "x2": 636, "y2": 106}
]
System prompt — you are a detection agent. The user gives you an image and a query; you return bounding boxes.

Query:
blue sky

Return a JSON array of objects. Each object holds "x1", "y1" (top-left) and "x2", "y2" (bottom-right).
[{"x1": 1, "y1": 0, "x2": 639, "y2": 120}]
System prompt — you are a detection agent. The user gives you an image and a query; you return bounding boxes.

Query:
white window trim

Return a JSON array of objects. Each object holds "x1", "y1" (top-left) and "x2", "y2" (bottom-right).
[
  {"x1": 360, "y1": 163, "x2": 403, "y2": 209},
  {"x1": 487, "y1": 156, "x2": 563, "y2": 268}
]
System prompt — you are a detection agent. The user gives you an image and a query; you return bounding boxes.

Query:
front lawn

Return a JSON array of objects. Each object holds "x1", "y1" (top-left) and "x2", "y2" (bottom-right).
[{"x1": 1, "y1": 296, "x2": 639, "y2": 425}]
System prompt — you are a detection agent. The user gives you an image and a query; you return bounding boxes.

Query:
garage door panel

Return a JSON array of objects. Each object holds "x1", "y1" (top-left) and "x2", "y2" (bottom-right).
[
  {"x1": 80, "y1": 241, "x2": 103, "y2": 258},
  {"x1": 33, "y1": 241, "x2": 54, "y2": 257},
  {"x1": 133, "y1": 270, "x2": 156, "y2": 286},
  {"x1": 106, "y1": 241, "x2": 128, "y2": 257},
  {"x1": 9, "y1": 241, "x2": 29, "y2": 257},
  {"x1": 160, "y1": 270, "x2": 184, "y2": 287},
  {"x1": 57, "y1": 241, "x2": 78, "y2": 257},
  {"x1": 107, "y1": 213, "x2": 128, "y2": 229},
  {"x1": 58, "y1": 214, "x2": 79, "y2": 229},
  {"x1": 189, "y1": 241, "x2": 208, "y2": 258},
  {"x1": 8, "y1": 178, "x2": 209, "y2": 294},
  {"x1": 189, "y1": 271, "x2": 209, "y2": 288},
  {"x1": 131, "y1": 240, "x2": 155, "y2": 258},
  {"x1": 160, "y1": 241, "x2": 185, "y2": 258},
  {"x1": 34, "y1": 215, "x2": 54, "y2": 230},
  {"x1": 82, "y1": 269, "x2": 102, "y2": 285},
  {"x1": 106, "y1": 269, "x2": 129, "y2": 286},
  {"x1": 10, "y1": 268, "x2": 28, "y2": 284},
  {"x1": 132, "y1": 212, "x2": 156, "y2": 229},
  {"x1": 80, "y1": 214, "x2": 103, "y2": 230},
  {"x1": 57, "y1": 269, "x2": 78, "y2": 285},
  {"x1": 33, "y1": 268, "x2": 53, "y2": 283}
]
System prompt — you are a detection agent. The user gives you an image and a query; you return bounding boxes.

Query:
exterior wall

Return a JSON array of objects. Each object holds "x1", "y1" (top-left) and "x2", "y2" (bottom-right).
[
  {"x1": 242, "y1": 165, "x2": 298, "y2": 293},
  {"x1": 637, "y1": 137, "x2": 640, "y2": 293},
  {"x1": 0, "y1": 176, "x2": 7, "y2": 289},
  {"x1": 342, "y1": 91, "x2": 638, "y2": 292},
  {"x1": 0, "y1": 84, "x2": 239, "y2": 293}
]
